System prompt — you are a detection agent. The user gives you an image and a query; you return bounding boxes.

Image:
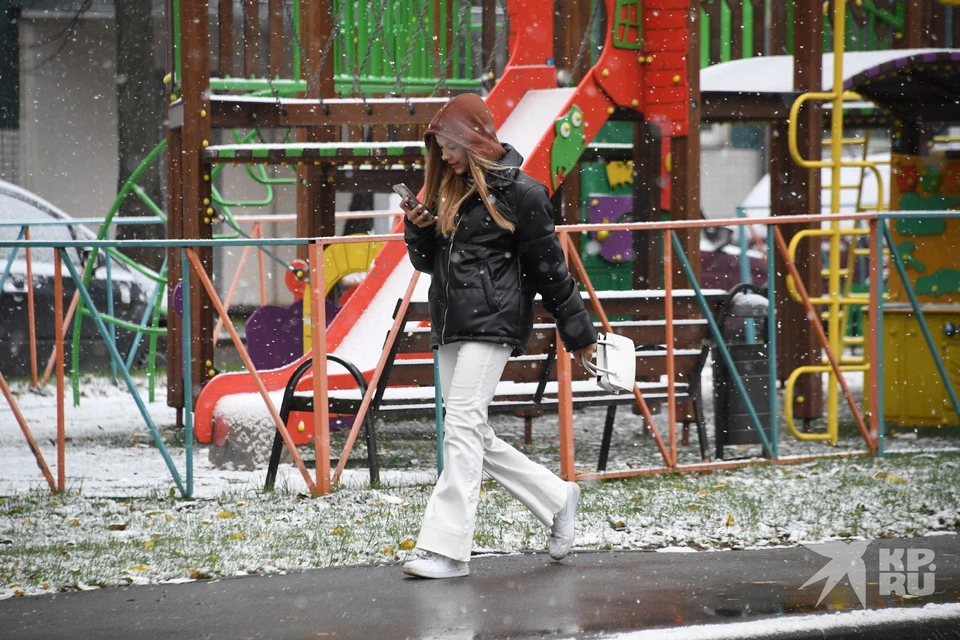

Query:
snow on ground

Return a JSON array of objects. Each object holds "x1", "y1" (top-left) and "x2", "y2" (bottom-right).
[
  {"x1": 602, "y1": 602, "x2": 960, "y2": 640},
  {"x1": 1, "y1": 366, "x2": 960, "y2": 600}
]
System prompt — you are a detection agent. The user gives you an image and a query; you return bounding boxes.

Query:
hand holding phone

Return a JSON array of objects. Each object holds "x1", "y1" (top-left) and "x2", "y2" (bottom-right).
[{"x1": 394, "y1": 183, "x2": 435, "y2": 223}]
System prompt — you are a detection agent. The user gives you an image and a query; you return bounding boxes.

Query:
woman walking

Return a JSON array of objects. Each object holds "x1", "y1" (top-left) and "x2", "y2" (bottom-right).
[{"x1": 401, "y1": 94, "x2": 596, "y2": 579}]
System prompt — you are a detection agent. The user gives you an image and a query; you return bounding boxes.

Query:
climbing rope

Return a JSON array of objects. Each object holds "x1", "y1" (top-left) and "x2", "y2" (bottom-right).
[
  {"x1": 568, "y1": 0, "x2": 604, "y2": 84},
  {"x1": 390, "y1": 0, "x2": 435, "y2": 100},
  {"x1": 431, "y1": 0, "x2": 471, "y2": 96},
  {"x1": 349, "y1": 0, "x2": 390, "y2": 98},
  {"x1": 479, "y1": 0, "x2": 509, "y2": 91}
]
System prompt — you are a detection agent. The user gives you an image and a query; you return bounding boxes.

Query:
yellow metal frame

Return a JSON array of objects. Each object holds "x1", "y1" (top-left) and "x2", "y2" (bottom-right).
[{"x1": 783, "y1": 0, "x2": 888, "y2": 444}]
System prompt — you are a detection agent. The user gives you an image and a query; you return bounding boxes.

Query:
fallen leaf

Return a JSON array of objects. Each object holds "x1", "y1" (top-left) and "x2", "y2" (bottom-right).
[
  {"x1": 399, "y1": 539, "x2": 415, "y2": 550},
  {"x1": 231, "y1": 533, "x2": 246, "y2": 540},
  {"x1": 216, "y1": 511, "x2": 234, "y2": 519},
  {"x1": 107, "y1": 523, "x2": 128, "y2": 531}
]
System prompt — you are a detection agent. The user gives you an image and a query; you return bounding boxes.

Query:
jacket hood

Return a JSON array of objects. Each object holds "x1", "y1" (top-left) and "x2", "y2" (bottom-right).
[
  {"x1": 488, "y1": 144, "x2": 524, "y2": 188},
  {"x1": 424, "y1": 93, "x2": 506, "y2": 162}
]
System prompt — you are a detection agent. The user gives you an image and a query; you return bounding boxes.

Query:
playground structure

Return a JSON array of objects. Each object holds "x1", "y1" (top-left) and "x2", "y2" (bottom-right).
[{"x1": 3, "y1": 1, "x2": 960, "y2": 498}]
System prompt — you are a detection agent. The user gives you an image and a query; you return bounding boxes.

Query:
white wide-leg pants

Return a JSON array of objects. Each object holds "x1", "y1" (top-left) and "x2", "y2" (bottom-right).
[{"x1": 416, "y1": 341, "x2": 568, "y2": 562}]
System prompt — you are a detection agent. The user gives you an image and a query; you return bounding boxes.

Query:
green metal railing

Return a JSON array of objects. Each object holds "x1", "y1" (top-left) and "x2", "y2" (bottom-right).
[
  {"x1": 701, "y1": 0, "x2": 911, "y2": 67},
  {"x1": 174, "y1": 0, "x2": 485, "y2": 96}
]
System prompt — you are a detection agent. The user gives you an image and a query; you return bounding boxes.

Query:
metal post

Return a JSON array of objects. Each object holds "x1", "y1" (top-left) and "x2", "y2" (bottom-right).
[
  {"x1": 767, "y1": 224, "x2": 778, "y2": 458},
  {"x1": 180, "y1": 247, "x2": 193, "y2": 497},
  {"x1": 870, "y1": 219, "x2": 883, "y2": 456},
  {"x1": 671, "y1": 232, "x2": 774, "y2": 457},
  {"x1": 105, "y1": 252, "x2": 117, "y2": 384},
  {"x1": 61, "y1": 248, "x2": 187, "y2": 497},
  {"x1": 54, "y1": 248, "x2": 65, "y2": 492}
]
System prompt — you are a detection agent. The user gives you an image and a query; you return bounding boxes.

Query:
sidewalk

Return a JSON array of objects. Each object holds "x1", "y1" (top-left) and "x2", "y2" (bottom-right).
[{"x1": 2, "y1": 535, "x2": 958, "y2": 639}]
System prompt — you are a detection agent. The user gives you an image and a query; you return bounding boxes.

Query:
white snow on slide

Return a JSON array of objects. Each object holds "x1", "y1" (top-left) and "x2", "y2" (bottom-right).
[{"x1": 496, "y1": 88, "x2": 576, "y2": 162}]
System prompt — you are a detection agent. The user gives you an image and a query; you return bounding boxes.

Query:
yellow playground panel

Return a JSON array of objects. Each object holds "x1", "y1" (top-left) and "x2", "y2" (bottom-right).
[
  {"x1": 884, "y1": 152, "x2": 960, "y2": 427},
  {"x1": 303, "y1": 237, "x2": 384, "y2": 352}
]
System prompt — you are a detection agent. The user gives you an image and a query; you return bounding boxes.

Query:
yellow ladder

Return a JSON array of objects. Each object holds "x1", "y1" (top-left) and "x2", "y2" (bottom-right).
[{"x1": 783, "y1": 0, "x2": 887, "y2": 444}]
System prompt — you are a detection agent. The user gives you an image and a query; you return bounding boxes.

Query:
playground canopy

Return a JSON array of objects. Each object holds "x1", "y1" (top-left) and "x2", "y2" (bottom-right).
[{"x1": 701, "y1": 48, "x2": 960, "y2": 123}]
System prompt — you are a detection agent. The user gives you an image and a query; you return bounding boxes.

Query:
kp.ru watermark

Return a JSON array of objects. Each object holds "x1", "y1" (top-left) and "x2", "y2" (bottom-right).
[
  {"x1": 879, "y1": 547, "x2": 937, "y2": 598},
  {"x1": 801, "y1": 541, "x2": 937, "y2": 608}
]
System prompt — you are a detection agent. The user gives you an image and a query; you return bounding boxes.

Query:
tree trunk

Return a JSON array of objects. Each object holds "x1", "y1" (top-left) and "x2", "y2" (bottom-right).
[{"x1": 115, "y1": 0, "x2": 165, "y2": 271}]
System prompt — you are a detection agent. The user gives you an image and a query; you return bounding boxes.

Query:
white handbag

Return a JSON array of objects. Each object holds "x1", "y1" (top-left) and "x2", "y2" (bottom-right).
[{"x1": 580, "y1": 332, "x2": 636, "y2": 394}]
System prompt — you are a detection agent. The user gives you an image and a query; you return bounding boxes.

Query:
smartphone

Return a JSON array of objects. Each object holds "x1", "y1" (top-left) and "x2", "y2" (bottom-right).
[{"x1": 393, "y1": 183, "x2": 434, "y2": 220}]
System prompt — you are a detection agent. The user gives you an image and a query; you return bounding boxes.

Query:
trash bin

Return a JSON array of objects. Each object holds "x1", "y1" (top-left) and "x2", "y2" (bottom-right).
[{"x1": 712, "y1": 283, "x2": 771, "y2": 459}]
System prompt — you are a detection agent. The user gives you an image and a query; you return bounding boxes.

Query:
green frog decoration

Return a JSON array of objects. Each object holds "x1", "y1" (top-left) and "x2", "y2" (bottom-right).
[{"x1": 550, "y1": 105, "x2": 587, "y2": 191}]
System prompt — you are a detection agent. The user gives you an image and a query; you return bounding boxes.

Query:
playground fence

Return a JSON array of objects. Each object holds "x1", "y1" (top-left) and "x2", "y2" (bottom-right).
[{"x1": 2, "y1": 211, "x2": 958, "y2": 497}]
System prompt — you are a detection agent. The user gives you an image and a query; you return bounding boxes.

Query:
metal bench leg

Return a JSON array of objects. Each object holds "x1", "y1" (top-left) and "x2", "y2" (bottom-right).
[
  {"x1": 364, "y1": 416, "x2": 379, "y2": 485},
  {"x1": 694, "y1": 399, "x2": 709, "y2": 462},
  {"x1": 681, "y1": 422, "x2": 691, "y2": 446},
  {"x1": 597, "y1": 405, "x2": 618, "y2": 472},
  {"x1": 524, "y1": 416, "x2": 533, "y2": 444},
  {"x1": 264, "y1": 429, "x2": 285, "y2": 491}
]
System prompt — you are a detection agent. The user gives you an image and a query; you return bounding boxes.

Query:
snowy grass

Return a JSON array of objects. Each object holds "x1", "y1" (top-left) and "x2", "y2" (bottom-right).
[
  {"x1": 3, "y1": 370, "x2": 960, "y2": 600},
  {"x1": 2, "y1": 451, "x2": 959, "y2": 600}
]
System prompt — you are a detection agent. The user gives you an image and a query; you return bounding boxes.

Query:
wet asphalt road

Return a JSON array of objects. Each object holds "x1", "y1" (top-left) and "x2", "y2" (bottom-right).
[{"x1": 1, "y1": 535, "x2": 958, "y2": 639}]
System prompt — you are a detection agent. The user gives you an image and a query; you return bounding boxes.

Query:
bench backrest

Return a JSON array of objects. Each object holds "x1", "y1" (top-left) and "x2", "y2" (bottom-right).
[{"x1": 378, "y1": 290, "x2": 726, "y2": 407}]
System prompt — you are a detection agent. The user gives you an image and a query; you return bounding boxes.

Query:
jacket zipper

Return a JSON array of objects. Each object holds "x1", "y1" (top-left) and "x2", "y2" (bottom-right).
[{"x1": 441, "y1": 214, "x2": 464, "y2": 344}]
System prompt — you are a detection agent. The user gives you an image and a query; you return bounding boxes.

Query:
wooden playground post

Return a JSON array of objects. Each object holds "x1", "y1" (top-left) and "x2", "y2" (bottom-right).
[
  {"x1": 164, "y1": 0, "x2": 184, "y2": 413},
  {"x1": 179, "y1": 0, "x2": 216, "y2": 403},
  {"x1": 296, "y1": 0, "x2": 337, "y2": 261},
  {"x1": 632, "y1": 121, "x2": 662, "y2": 290},
  {"x1": 218, "y1": 0, "x2": 234, "y2": 77},
  {"x1": 165, "y1": 119, "x2": 184, "y2": 413},
  {"x1": 769, "y1": 0, "x2": 823, "y2": 425}
]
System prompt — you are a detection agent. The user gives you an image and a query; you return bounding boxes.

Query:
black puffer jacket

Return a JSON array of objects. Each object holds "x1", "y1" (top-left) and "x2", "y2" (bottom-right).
[{"x1": 404, "y1": 145, "x2": 595, "y2": 356}]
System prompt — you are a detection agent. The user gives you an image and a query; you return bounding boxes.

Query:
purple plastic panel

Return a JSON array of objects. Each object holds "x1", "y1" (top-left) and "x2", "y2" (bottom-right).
[
  {"x1": 245, "y1": 300, "x2": 304, "y2": 371},
  {"x1": 587, "y1": 195, "x2": 634, "y2": 264}
]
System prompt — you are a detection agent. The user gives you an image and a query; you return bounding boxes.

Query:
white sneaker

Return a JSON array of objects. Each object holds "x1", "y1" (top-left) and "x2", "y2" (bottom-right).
[
  {"x1": 548, "y1": 481, "x2": 581, "y2": 560},
  {"x1": 402, "y1": 551, "x2": 469, "y2": 579}
]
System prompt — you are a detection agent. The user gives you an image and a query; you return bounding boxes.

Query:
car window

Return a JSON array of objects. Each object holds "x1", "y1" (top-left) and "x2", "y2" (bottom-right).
[{"x1": 0, "y1": 188, "x2": 92, "y2": 272}]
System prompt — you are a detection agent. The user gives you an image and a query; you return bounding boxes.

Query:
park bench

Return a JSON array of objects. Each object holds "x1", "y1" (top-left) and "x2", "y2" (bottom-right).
[{"x1": 265, "y1": 288, "x2": 728, "y2": 488}]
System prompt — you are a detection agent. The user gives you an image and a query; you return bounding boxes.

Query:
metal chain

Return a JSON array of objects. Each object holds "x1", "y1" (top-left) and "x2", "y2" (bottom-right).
[
  {"x1": 391, "y1": 0, "x2": 435, "y2": 98},
  {"x1": 431, "y1": 0, "x2": 471, "y2": 96},
  {"x1": 350, "y1": 0, "x2": 390, "y2": 97},
  {"x1": 568, "y1": 0, "x2": 604, "y2": 84},
  {"x1": 287, "y1": 0, "x2": 345, "y2": 103},
  {"x1": 479, "y1": 0, "x2": 509, "y2": 91}
]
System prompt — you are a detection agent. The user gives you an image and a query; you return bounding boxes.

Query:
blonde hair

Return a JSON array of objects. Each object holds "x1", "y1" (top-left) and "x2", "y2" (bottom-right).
[{"x1": 422, "y1": 138, "x2": 516, "y2": 237}]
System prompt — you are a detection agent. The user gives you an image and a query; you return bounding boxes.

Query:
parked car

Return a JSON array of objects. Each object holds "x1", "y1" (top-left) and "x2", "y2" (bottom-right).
[{"x1": 0, "y1": 180, "x2": 154, "y2": 377}]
